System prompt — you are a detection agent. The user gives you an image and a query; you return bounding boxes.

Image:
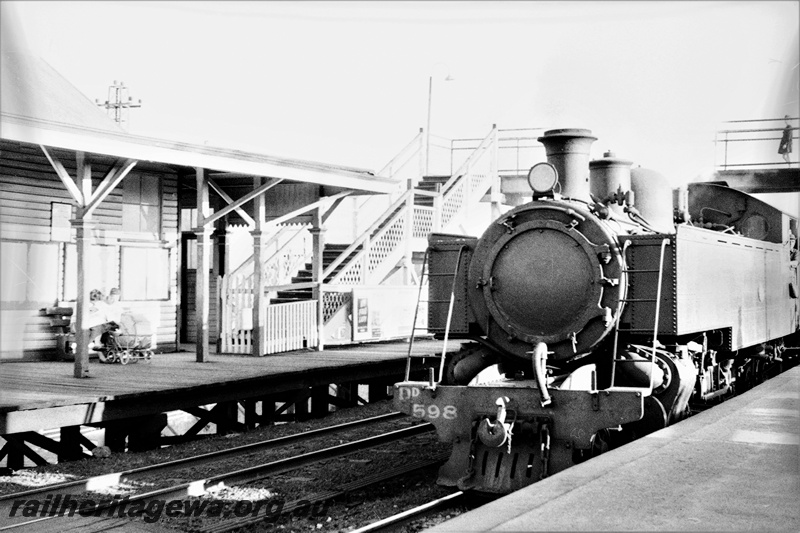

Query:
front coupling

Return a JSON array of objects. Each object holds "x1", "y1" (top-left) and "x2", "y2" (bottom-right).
[{"x1": 477, "y1": 396, "x2": 514, "y2": 448}]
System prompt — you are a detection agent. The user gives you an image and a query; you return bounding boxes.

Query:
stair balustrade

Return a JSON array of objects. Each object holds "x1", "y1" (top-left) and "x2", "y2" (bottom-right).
[{"x1": 220, "y1": 224, "x2": 312, "y2": 354}]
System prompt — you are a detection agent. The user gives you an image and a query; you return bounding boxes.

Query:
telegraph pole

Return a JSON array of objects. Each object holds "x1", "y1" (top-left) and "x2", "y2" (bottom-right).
[{"x1": 96, "y1": 81, "x2": 141, "y2": 128}]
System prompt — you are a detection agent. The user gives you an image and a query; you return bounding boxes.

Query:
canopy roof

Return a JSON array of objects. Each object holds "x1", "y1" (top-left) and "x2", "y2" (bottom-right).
[{"x1": 0, "y1": 51, "x2": 397, "y2": 195}]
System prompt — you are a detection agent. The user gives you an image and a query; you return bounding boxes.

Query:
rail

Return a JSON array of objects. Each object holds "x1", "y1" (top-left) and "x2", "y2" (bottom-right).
[
  {"x1": 202, "y1": 454, "x2": 451, "y2": 533},
  {"x1": 0, "y1": 421, "x2": 433, "y2": 532},
  {"x1": 0, "y1": 412, "x2": 405, "y2": 507},
  {"x1": 715, "y1": 116, "x2": 799, "y2": 169},
  {"x1": 348, "y1": 491, "x2": 466, "y2": 533}
]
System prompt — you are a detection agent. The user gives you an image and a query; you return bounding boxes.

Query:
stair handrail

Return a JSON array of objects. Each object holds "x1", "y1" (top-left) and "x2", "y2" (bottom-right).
[
  {"x1": 328, "y1": 195, "x2": 411, "y2": 285},
  {"x1": 325, "y1": 128, "x2": 499, "y2": 284},
  {"x1": 259, "y1": 224, "x2": 312, "y2": 287},
  {"x1": 227, "y1": 224, "x2": 305, "y2": 280},
  {"x1": 322, "y1": 188, "x2": 414, "y2": 280},
  {"x1": 377, "y1": 129, "x2": 425, "y2": 178},
  {"x1": 438, "y1": 125, "x2": 497, "y2": 195}
]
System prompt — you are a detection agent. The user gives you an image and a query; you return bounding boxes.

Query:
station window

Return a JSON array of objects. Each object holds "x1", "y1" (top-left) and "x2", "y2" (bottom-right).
[
  {"x1": 123, "y1": 174, "x2": 161, "y2": 235},
  {"x1": 120, "y1": 246, "x2": 170, "y2": 300},
  {"x1": 180, "y1": 207, "x2": 214, "y2": 233},
  {"x1": 0, "y1": 241, "x2": 59, "y2": 305},
  {"x1": 62, "y1": 244, "x2": 119, "y2": 301}
]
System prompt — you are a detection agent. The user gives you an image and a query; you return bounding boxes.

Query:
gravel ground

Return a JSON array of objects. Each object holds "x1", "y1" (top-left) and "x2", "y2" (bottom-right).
[{"x1": 0, "y1": 400, "x2": 472, "y2": 532}]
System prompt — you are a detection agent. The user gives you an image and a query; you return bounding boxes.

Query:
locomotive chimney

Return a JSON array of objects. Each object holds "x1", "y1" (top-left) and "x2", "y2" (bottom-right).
[
  {"x1": 537, "y1": 128, "x2": 597, "y2": 200},
  {"x1": 589, "y1": 150, "x2": 633, "y2": 215}
]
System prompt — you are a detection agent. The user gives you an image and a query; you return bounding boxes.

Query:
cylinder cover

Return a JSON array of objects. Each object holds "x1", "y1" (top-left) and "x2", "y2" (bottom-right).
[{"x1": 468, "y1": 201, "x2": 626, "y2": 363}]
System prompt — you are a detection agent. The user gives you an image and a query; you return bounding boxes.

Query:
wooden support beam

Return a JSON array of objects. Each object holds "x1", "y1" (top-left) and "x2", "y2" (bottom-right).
[
  {"x1": 311, "y1": 207, "x2": 325, "y2": 351},
  {"x1": 195, "y1": 168, "x2": 212, "y2": 362},
  {"x1": 40, "y1": 145, "x2": 83, "y2": 205},
  {"x1": 272, "y1": 389, "x2": 312, "y2": 420},
  {"x1": 252, "y1": 176, "x2": 266, "y2": 357},
  {"x1": 259, "y1": 396, "x2": 277, "y2": 426},
  {"x1": 335, "y1": 382, "x2": 359, "y2": 408},
  {"x1": 368, "y1": 381, "x2": 390, "y2": 402},
  {"x1": 294, "y1": 394, "x2": 310, "y2": 422},
  {"x1": 212, "y1": 402, "x2": 242, "y2": 435},
  {"x1": 209, "y1": 178, "x2": 256, "y2": 227},
  {"x1": 203, "y1": 178, "x2": 283, "y2": 227},
  {"x1": 267, "y1": 191, "x2": 351, "y2": 229},
  {"x1": 84, "y1": 158, "x2": 137, "y2": 217},
  {"x1": 40, "y1": 150, "x2": 137, "y2": 378},
  {"x1": 127, "y1": 414, "x2": 167, "y2": 452},
  {"x1": 1, "y1": 435, "x2": 50, "y2": 467},
  {"x1": 16, "y1": 431, "x2": 65, "y2": 456},
  {"x1": 72, "y1": 217, "x2": 93, "y2": 378},
  {"x1": 243, "y1": 399, "x2": 258, "y2": 430},
  {"x1": 76, "y1": 151, "x2": 91, "y2": 204},
  {"x1": 104, "y1": 421, "x2": 128, "y2": 452},
  {"x1": 182, "y1": 407, "x2": 215, "y2": 438},
  {"x1": 321, "y1": 194, "x2": 350, "y2": 225},
  {"x1": 59, "y1": 426, "x2": 87, "y2": 462},
  {"x1": 310, "y1": 385, "x2": 329, "y2": 418}
]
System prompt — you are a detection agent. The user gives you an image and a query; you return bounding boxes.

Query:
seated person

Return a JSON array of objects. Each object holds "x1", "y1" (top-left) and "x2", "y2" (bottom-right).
[
  {"x1": 98, "y1": 288, "x2": 126, "y2": 348},
  {"x1": 105, "y1": 287, "x2": 124, "y2": 324},
  {"x1": 84, "y1": 289, "x2": 117, "y2": 351}
]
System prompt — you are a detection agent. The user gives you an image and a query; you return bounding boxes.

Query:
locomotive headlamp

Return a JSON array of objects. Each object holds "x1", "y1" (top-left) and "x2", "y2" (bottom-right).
[{"x1": 527, "y1": 162, "x2": 559, "y2": 195}]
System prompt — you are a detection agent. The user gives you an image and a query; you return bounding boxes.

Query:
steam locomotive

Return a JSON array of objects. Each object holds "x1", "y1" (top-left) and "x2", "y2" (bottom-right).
[{"x1": 395, "y1": 128, "x2": 800, "y2": 494}]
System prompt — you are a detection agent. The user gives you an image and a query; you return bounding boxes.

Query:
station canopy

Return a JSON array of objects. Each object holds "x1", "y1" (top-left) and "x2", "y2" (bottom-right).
[{"x1": 0, "y1": 51, "x2": 398, "y2": 196}]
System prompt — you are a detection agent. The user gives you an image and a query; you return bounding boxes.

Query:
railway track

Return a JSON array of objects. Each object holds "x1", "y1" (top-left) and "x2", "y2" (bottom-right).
[
  {"x1": 0, "y1": 411, "x2": 404, "y2": 506},
  {"x1": 199, "y1": 452, "x2": 452, "y2": 533},
  {"x1": 0, "y1": 413, "x2": 432, "y2": 531},
  {"x1": 347, "y1": 491, "x2": 467, "y2": 533}
]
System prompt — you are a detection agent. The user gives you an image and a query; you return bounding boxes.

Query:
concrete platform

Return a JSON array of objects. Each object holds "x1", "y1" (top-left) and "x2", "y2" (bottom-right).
[{"x1": 430, "y1": 366, "x2": 800, "y2": 532}]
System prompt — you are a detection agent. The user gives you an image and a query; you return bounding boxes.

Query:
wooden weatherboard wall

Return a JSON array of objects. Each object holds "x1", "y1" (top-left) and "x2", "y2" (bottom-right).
[{"x1": 0, "y1": 140, "x2": 179, "y2": 361}]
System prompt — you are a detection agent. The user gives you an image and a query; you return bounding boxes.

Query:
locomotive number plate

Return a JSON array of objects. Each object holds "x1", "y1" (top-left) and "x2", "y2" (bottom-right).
[{"x1": 412, "y1": 404, "x2": 458, "y2": 420}]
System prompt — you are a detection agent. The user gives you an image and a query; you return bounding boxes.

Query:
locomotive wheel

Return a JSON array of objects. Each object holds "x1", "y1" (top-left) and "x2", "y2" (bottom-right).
[
  {"x1": 119, "y1": 351, "x2": 130, "y2": 365},
  {"x1": 573, "y1": 428, "x2": 611, "y2": 463},
  {"x1": 443, "y1": 345, "x2": 495, "y2": 385},
  {"x1": 754, "y1": 359, "x2": 766, "y2": 384}
]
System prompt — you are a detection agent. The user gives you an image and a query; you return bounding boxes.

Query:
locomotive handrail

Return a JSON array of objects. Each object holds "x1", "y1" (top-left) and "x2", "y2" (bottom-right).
[
  {"x1": 438, "y1": 245, "x2": 468, "y2": 384},
  {"x1": 649, "y1": 238, "x2": 671, "y2": 390},
  {"x1": 610, "y1": 238, "x2": 670, "y2": 391},
  {"x1": 610, "y1": 240, "x2": 632, "y2": 387},
  {"x1": 405, "y1": 248, "x2": 430, "y2": 381}
]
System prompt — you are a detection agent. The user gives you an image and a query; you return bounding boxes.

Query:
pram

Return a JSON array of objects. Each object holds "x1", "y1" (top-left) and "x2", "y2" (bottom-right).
[{"x1": 97, "y1": 312, "x2": 155, "y2": 364}]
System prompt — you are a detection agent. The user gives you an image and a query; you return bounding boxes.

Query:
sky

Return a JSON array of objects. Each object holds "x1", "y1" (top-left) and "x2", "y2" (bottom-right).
[{"x1": 3, "y1": 1, "x2": 799, "y2": 208}]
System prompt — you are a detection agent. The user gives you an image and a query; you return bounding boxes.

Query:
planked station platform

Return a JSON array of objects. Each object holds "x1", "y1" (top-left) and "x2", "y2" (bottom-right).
[{"x1": 0, "y1": 339, "x2": 459, "y2": 467}]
